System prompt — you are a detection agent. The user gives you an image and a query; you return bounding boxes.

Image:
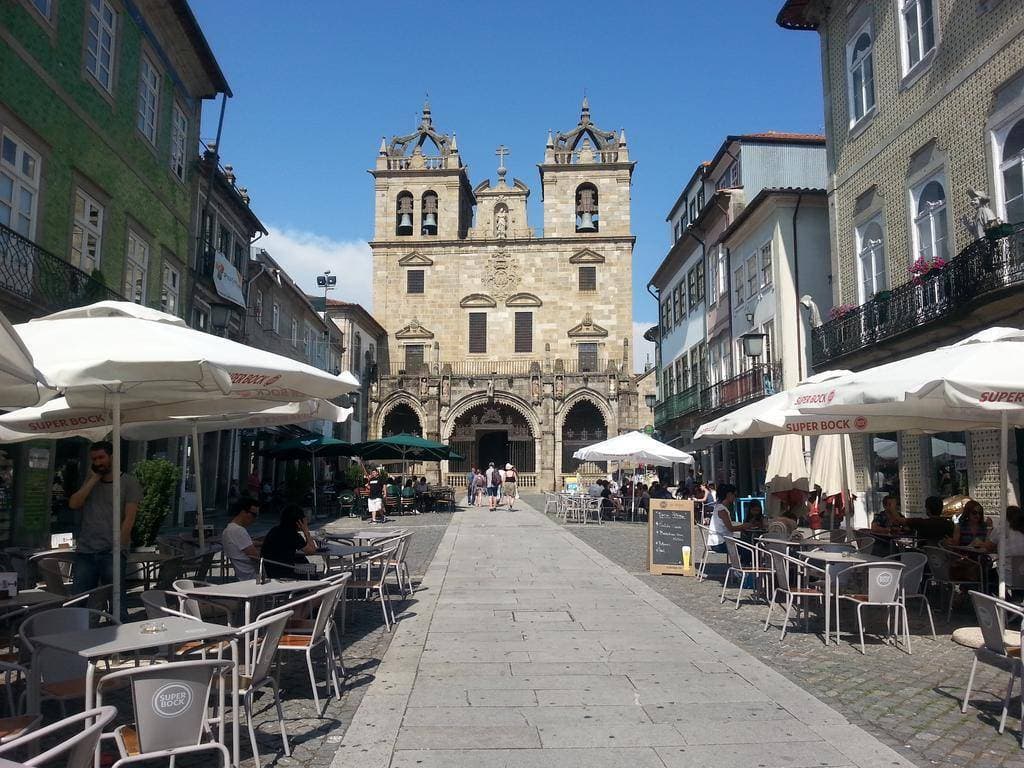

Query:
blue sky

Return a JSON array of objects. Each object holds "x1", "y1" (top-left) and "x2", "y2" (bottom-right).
[{"x1": 191, "y1": 1, "x2": 823, "y2": 370}]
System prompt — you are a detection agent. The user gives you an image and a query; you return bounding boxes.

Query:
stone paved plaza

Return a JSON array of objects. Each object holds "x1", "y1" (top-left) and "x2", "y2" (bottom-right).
[
  {"x1": 330, "y1": 500, "x2": 928, "y2": 768},
  {"x1": 515, "y1": 495, "x2": 1022, "y2": 768}
]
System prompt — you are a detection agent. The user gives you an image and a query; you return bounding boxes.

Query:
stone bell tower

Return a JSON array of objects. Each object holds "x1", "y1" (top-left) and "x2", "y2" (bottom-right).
[
  {"x1": 539, "y1": 97, "x2": 633, "y2": 238},
  {"x1": 371, "y1": 101, "x2": 475, "y2": 243}
]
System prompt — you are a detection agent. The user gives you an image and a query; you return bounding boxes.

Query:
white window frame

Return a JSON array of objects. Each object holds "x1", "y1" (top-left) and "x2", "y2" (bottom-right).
[
  {"x1": 760, "y1": 240, "x2": 773, "y2": 287},
  {"x1": 909, "y1": 172, "x2": 949, "y2": 265},
  {"x1": 290, "y1": 318, "x2": 298, "y2": 346},
  {"x1": 271, "y1": 302, "x2": 280, "y2": 334},
  {"x1": 137, "y1": 53, "x2": 159, "y2": 145},
  {"x1": 745, "y1": 254, "x2": 758, "y2": 300},
  {"x1": 846, "y1": 20, "x2": 876, "y2": 128},
  {"x1": 994, "y1": 113, "x2": 1024, "y2": 225},
  {"x1": 303, "y1": 324, "x2": 313, "y2": 360},
  {"x1": 124, "y1": 230, "x2": 149, "y2": 304},
  {"x1": 71, "y1": 188, "x2": 104, "y2": 272},
  {"x1": 708, "y1": 248, "x2": 719, "y2": 306},
  {"x1": 855, "y1": 217, "x2": 887, "y2": 303},
  {"x1": 161, "y1": 263, "x2": 179, "y2": 315},
  {"x1": 85, "y1": 0, "x2": 117, "y2": 94},
  {"x1": 898, "y1": 0, "x2": 937, "y2": 76},
  {"x1": 733, "y1": 266, "x2": 745, "y2": 305},
  {"x1": 29, "y1": 0, "x2": 52, "y2": 19},
  {"x1": 170, "y1": 104, "x2": 188, "y2": 182},
  {"x1": 254, "y1": 289, "x2": 264, "y2": 325},
  {"x1": 192, "y1": 297, "x2": 210, "y2": 333},
  {"x1": 0, "y1": 126, "x2": 41, "y2": 240}
]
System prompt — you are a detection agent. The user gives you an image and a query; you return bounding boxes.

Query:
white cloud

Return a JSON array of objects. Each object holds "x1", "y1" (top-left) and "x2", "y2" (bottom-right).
[
  {"x1": 259, "y1": 226, "x2": 374, "y2": 310},
  {"x1": 632, "y1": 320, "x2": 657, "y2": 374}
]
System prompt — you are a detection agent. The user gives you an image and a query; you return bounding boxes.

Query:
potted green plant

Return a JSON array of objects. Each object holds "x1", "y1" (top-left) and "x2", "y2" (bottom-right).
[{"x1": 132, "y1": 459, "x2": 181, "y2": 547}]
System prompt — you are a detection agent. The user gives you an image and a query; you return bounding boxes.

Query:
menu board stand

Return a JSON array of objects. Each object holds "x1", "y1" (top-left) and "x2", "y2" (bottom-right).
[{"x1": 648, "y1": 499, "x2": 696, "y2": 576}]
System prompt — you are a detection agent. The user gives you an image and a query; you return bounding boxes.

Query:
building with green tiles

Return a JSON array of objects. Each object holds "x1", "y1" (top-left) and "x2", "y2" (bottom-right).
[
  {"x1": 0, "y1": 0, "x2": 230, "y2": 322},
  {"x1": 0, "y1": 0, "x2": 230, "y2": 548}
]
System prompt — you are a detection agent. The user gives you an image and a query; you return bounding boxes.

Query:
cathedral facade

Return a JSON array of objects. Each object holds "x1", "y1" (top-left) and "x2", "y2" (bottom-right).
[{"x1": 367, "y1": 101, "x2": 642, "y2": 491}]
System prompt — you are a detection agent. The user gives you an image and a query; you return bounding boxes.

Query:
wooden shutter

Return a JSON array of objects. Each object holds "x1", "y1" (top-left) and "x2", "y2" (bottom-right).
[
  {"x1": 578, "y1": 266, "x2": 597, "y2": 292},
  {"x1": 468, "y1": 312, "x2": 487, "y2": 353},
  {"x1": 514, "y1": 312, "x2": 532, "y2": 353},
  {"x1": 578, "y1": 343, "x2": 598, "y2": 372},
  {"x1": 404, "y1": 344, "x2": 424, "y2": 371},
  {"x1": 406, "y1": 269, "x2": 424, "y2": 294}
]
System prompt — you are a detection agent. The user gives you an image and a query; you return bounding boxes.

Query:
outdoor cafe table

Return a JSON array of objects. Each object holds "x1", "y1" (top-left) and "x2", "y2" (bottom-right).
[
  {"x1": 27, "y1": 616, "x2": 241, "y2": 767},
  {"x1": 346, "y1": 529, "x2": 407, "y2": 544},
  {"x1": 0, "y1": 589, "x2": 62, "y2": 612},
  {"x1": 180, "y1": 578, "x2": 328, "y2": 669},
  {"x1": 800, "y1": 550, "x2": 884, "y2": 646}
]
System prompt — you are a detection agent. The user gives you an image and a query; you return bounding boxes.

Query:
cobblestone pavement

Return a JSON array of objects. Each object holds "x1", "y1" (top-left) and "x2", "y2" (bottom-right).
[
  {"x1": 519, "y1": 495, "x2": 1023, "y2": 768},
  {"x1": 330, "y1": 500, "x2": 928, "y2": 768},
  {"x1": 85, "y1": 510, "x2": 455, "y2": 768}
]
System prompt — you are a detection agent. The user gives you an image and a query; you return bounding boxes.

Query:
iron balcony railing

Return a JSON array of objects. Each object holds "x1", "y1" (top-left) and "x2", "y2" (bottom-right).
[
  {"x1": 811, "y1": 222, "x2": 1024, "y2": 367},
  {"x1": 654, "y1": 381, "x2": 705, "y2": 429},
  {"x1": 0, "y1": 222, "x2": 122, "y2": 314},
  {"x1": 701, "y1": 362, "x2": 781, "y2": 416}
]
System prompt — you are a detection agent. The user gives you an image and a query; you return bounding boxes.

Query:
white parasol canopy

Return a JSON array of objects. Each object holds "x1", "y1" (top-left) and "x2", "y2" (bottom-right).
[
  {"x1": 765, "y1": 434, "x2": 810, "y2": 495},
  {"x1": 0, "y1": 310, "x2": 52, "y2": 408},
  {"x1": 573, "y1": 431, "x2": 694, "y2": 466},
  {"x1": 809, "y1": 434, "x2": 865, "y2": 528},
  {"x1": 11, "y1": 301, "x2": 360, "y2": 617},
  {"x1": 791, "y1": 327, "x2": 1024, "y2": 596}
]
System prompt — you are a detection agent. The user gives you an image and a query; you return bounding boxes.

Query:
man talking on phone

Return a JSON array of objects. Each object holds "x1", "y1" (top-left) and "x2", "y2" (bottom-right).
[{"x1": 68, "y1": 441, "x2": 142, "y2": 610}]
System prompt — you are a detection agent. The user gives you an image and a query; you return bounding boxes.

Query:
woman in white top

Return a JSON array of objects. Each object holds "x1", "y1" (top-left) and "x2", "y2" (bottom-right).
[
  {"x1": 705, "y1": 484, "x2": 752, "y2": 553},
  {"x1": 986, "y1": 505, "x2": 1024, "y2": 557}
]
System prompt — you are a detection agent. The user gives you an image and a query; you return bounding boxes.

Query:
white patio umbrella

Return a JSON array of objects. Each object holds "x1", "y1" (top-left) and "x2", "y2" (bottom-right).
[
  {"x1": 809, "y1": 434, "x2": 864, "y2": 528},
  {"x1": 790, "y1": 327, "x2": 1024, "y2": 595},
  {"x1": 573, "y1": 431, "x2": 694, "y2": 520},
  {"x1": 0, "y1": 310, "x2": 53, "y2": 408},
  {"x1": 765, "y1": 434, "x2": 810, "y2": 512},
  {"x1": 12, "y1": 301, "x2": 359, "y2": 617}
]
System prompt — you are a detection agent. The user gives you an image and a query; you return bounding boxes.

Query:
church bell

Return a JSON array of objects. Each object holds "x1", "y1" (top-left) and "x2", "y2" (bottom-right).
[
  {"x1": 422, "y1": 212, "x2": 437, "y2": 234},
  {"x1": 576, "y1": 212, "x2": 597, "y2": 232},
  {"x1": 397, "y1": 212, "x2": 413, "y2": 234}
]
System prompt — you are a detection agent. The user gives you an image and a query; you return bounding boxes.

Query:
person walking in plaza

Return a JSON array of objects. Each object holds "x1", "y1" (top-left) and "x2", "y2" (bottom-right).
[
  {"x1": 466, "y1": 466, "x2": 477, "y2": 506},
  {"x1": 366, "y1": 469, "x2": 387, "y2": 524},
  {"x1": 501, "y1": 463, "x2": 517, "y2": 511},
  {"x1": 68, "y1": 440, "x2": 142, "y2": 615},
  {"x1": 222, "y1": 496, "x2": 262, "y2": 580},
  {"x1": 473, "y1": 467, "x2": 487, "y2": 506},
  {"x1": 486, "y1": 461, "x2": 502, "y2": 510}
]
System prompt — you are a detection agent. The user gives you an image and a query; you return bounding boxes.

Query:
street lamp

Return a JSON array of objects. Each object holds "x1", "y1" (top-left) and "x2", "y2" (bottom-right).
[
  {"x1": 644, "y1": 393, "x2": 656, "y2": 410},
  {"x1": 209, "y1": 302, "x2": 234, "y2": 336},
  {"x1": 739, "y1": 332, "x2": 766, "y2": 360},
  {"x1": 316, "y1": 270, "x2": 337, "y2": 306}
]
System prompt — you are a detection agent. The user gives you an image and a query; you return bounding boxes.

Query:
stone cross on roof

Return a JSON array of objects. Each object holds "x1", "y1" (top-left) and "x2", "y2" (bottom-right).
[{"x1": 496, "y1": 145, "x2": 509, "y2": 180}]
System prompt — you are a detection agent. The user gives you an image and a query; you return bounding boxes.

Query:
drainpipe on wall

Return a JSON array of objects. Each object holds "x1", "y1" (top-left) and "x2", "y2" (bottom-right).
[{"x1": 791, "y1": 191, "x2": 808, "y2": 464}]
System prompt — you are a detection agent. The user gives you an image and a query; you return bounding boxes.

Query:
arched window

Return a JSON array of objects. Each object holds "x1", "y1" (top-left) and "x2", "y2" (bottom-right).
[
  {"x1": 1000, "y1": 118, "x2": 1024, "y2": 224},
  {"x1": 848, "y1": 24, "x2": 875, "y2": 124},
  {"x1": 421, "y1": 190, "x2": 438, "y2": 236},
  {"x1": 856, "y1": 218, "x2": 886, "y2": 302},
  {"x1": 396, "y1": 191, "x2": 414, "y2": 236},
  {"x1": 352, "y1": 332, "x2": 362, "y2": 377},
  {"x1": 575, "y1": 183, "x2": 599, "y2": 232},
  {"x1": 913, "y1": 178, "x2": 948, "y2": 264}
]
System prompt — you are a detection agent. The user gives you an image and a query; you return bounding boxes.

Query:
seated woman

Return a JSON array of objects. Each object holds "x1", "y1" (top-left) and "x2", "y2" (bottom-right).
[
  {"x1": 745, "y1": 500, "x2": 765, "y2": 528},
  {"x1": 870, "y1": 494, "x2": 908, "y2": 534},
  {"x1": 981, "y1": 505, "x2": 1024, "y2": 557},
  {"x1": 400, "y1": 478, "x2": 417, "y2": 512},
  {"x1": 260, "y1": 504, "x2": 318, "y2": 579},
  {"x1": 775, "y1": 508, "x2": 800, "y2": 534},
  {"x1": 950, "y1": 499, "x2": 990, "y2": 547}
]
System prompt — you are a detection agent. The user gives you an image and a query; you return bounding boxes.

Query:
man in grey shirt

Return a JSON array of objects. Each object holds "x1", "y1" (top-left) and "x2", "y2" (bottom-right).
[{"x1": 68, "y1": 441, "x2": 142, "y2": 606}]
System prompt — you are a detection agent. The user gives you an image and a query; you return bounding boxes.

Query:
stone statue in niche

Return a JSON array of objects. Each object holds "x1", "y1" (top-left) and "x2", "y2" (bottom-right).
[
  {"x1": 964, "y1": 188, "x2": 1001, "y2": 240},
  {"x1": 531, "y1": 378, "x2": 541, "y2": 401},
  {"x1": 554, "y1": 376, "x2": 564, "y2": 399},
  {"x1": 441, "y1": 377, "x2": 450, "y2": 404},
  {"x1": 494, "y1": 206, "x2": 508, "y2": 239},
  {"x1": 419, "y1": 377, "x2": 429, "y2": 398},
  {"x1": 487, "y1": 377, "x2": 495, "y2": 400}
]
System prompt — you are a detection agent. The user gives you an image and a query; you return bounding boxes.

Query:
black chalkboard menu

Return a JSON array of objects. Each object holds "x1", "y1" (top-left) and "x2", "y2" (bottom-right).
[{"x1": 648, "y1": 499, "x2": 696, "y2": 575}]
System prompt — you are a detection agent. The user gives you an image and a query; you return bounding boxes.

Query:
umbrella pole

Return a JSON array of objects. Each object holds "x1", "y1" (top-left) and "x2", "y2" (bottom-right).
[
  {"x1": 312, "y1": 448, "x2": 318, "y2": 518},
  {"x1": 112, "y1": 391, "x2": 122, "y2": 621},
  {"x1": 192, "y1": 423, "x2": 205, "y2": 549},
  {"x1": 1000, "y1": 412, "x2": 1008, "y2": 599}
]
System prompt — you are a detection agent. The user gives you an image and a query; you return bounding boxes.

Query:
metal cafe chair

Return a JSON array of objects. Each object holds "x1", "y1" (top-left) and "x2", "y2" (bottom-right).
[
  {"x1": 834, "y1": 561, "x2": 910, "y2": 655},
  {"x1": 763, "y1": 548, "x2": 826, "y2": 641},
  {"x1": 961, "y1": 590, "x2": 1024, "y2": 747},
  {"x1": 0, "y1": 706, "x2": 116, "y2": 768},
  {"x1": 719, "y1": 536, "x2": 773, "y2": 609},
  {"x1": 234, "y1": 611, "x2": 293, "y2": 768},
  {"x1": 96, "y1": 659, "x2": 232, "y2": 766}
]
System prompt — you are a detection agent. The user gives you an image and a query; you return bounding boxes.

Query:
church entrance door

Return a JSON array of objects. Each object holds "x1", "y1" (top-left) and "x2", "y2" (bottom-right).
[{"x1": 477, "y1": 430, "x2": 509, "y2": 471}]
